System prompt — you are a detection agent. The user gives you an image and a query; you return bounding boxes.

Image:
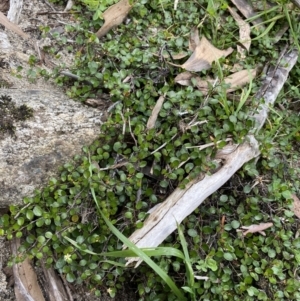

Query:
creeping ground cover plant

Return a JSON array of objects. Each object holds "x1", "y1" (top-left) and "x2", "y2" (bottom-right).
[{"x1": 1, "y1": 0, "x2": 300, "y2": 300}]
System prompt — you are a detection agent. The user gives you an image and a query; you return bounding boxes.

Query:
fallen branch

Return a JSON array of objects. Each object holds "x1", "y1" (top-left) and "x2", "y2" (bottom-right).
[
  {"x1": 0, "y1": 10, "x2": 29, "y2": 39},
  {"x1": 41, "y1": 261, "x2": 71, "y2": 301},
  {"x1": 7, "y1": 0, "x2": 23, "y2": 24},
  {"x1": 126, "y1": 136, "x2": 260, "y2": 266},
  {"x1": 11, "y1": 239, "x2": 45, "y2": 301},
  {"x1": 126, "y1": 46, "x2": 298, "y2": 267}
]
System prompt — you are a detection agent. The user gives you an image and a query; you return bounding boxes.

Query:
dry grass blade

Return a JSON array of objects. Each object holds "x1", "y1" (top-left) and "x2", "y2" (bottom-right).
[
  {"x1": 0, "y1": 11, "x2": 29, "y2": 39},
  {"x1": 95, "y1": 0, "x2": 132, "y2": 38},
  {"x1": 189, "y1": 27, "x2": 200, "y2": 51},
  {"x1": 228, "y1": 6, "x2": 251, "y2": 57},
  {"x1": 292, "y1": 194, "x2": 300, "y2": 219},
  {"x1": 147, "y1": 95, "x2": 166, "y2": 130}
]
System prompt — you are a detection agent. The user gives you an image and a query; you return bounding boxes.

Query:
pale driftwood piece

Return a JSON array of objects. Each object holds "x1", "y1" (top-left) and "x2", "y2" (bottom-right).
[
  {"x1": 41, "y1": 261, "x2": 70, "y2": 301},
  {"x1": 0, "y1": 32, "x2": 12, "y2": 53},
  {"x1": 11, "y1": 239, "x2": 46, "y2": 301},
  {"x1": 0, "y1": 11, "x2": 29, "y2": 39},
  {"x1": 64, "y1": 0, "x2": 74, "y2": 12},
  {"x1": 126, "y1": 47, "x2": 298, "y2": 267},
  {"x1": 252, "y1": 47, "x2": 299, "y2": 131},
  {"x1": 291, "y1": 0, "x2": 300, "y2": 8},
  {"x1": 7, "y1": 0, "x2": 23, "y2": 24},
  {"x1": 0, "y1": 89, "x2": 102, "y2": 207},
  {"x1": 126, "y1": 137, "x2": 260, "y2": 267}
]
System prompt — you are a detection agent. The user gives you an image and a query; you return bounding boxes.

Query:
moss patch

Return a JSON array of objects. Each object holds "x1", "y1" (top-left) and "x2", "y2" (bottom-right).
[{"x1": 0, "y1": 94, "x2": 34, "y2": 139}]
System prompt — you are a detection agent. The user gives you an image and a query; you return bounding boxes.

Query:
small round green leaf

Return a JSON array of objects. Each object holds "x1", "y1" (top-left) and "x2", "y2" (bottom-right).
[
  {"x1": 125, "y1": 212, "x2": 132, "y2": 219},
  {"x1": 66, "y1": 272, "x2": 76, "y2": 282},
  {"x1": 26, "y1": 210, "x2": 34, "y2": 220},
  {"x1": 17, "y1": 217, "x2": 25, "y2": 226},
  {"x1": 268, "y1": 249, "x2": 276, "y2": 258},
  {"x1": 45, "y1": 232, "x2": 53, "y2": 239},
  {"x1": 187, "y1": 229, "x2": 198, "y2": 237},
  {"x1": 159, "y1": 180, "x2": 169, "y2": 188},
  {"x1": 136, "y1": 173, "x2": 144, "y2": 179},
  {"x1": 231, "y1": 220, "x2": 240, "y2": 229},
  {"x1": 16, "y1": 231, "x2": 23, "y2": 238},
  {"x1": 36, "y1": 218, "x2": 45, "y2": 227},
  {"x1": 37, "y1": 236, "x2": 45, "y2": 244},
  {"x1": 223, "y1": 252, "x2": 234, "y2": 261},
  {"x1": 206, "y1": 258, "x2": 218, "y2": 271},
  {"x1": 33, "y1": 206, "x2": 43, "y2": 217}
]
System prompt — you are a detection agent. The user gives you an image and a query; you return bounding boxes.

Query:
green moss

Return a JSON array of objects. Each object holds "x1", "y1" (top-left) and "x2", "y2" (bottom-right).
[{"x1": 0, "y1": 95, "x2": 34, "y2": 139}]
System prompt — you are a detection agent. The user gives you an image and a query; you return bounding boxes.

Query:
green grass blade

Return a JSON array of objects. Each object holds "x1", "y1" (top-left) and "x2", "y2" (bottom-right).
[
  {"x1": 90, "y1": 187, "x2": 187, "y2": 301},
  {"x1": 245, "y1": 5, "x2": 280, "y2": 22},
  {"x1": 251, "y1": 21, "x2": 277, "y2": 41},
  {"x1": 86, "y1": 153, "x2": 186, "y2": 299},
  {"x1": 177, "y1": 223, "x2": 195, "y2": 292},
  {"x1": 65, "y1": 236, "x2": 185, "y2": 259},
  {"x1": 235, "y1": 69, "x2": 253, "y2": 115},
  {"x1": 283, "y1": 5, "x2": 300, "y2": 52},
  {"x1": 101, "y1": 248, "x2": 185, "y2": 259}
]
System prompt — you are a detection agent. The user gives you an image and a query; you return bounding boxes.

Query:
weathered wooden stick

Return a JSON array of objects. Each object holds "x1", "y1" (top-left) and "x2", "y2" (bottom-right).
[
  {"x1": 11, "y1": 238, "x2": 46, "y2": 301},
  {"x1": 126, "y1": 47, "x2": 298, "y2": 267},
  {"x1": 41, "y1": 261, "x2": 71, "y2": 301},
  {"x1": 7, "y1": 0, "x2": 23, "y2": 24}
]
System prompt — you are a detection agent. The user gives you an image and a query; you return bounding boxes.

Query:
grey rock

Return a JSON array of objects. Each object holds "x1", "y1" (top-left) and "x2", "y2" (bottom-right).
[{"x1": 0, "y1": 89, "x2": 102, "y2": 207}]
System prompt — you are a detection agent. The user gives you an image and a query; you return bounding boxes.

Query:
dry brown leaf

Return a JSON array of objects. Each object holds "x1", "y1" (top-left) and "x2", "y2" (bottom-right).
[
  {"x1": 95, "y1": 0, "x2": 132, "y2": 38},
  {"x1": 228, "y1": 7, "x2": 251, "y2": 58},
  {"x1": 238, "y1": 222, "x2": 273, "y2": 236},
  {"x1": 174, "y1": 72, "x2": 216, "y2": 95},
  {"x1": 223, "y1": 69, "x2": 256, "y2": 91},
  {"x1": 11, "y1": 239, "x2": 45, "y2": 301},
  {"x1": 292, "y1": 194, "x2": 300, "y2": 219},
  {"x1": 230, "y1": 0, "x2": 265, "y2": 29},
  {"x1": 0, "y1": 11, "x2": 29, "y2": 39},
  {"x1": 147, "y1": 95, "x2": 165, "y2": 130},
  {"x1": 0, "y1": 0, "x2": 9, "y2": 13},
  {"x1": 174, "y1": 71, "x2": 195, "y2": 86},
  {"x1": 181, "y1": 36, "x2": 233, "y2": 72},
  {"x1": 189, "y1": 27, "x2": 200, "y2": 51},
  {"x1": 171, "y1": 52, "x2": 189, "y2": 60},
  {"x1": 175, "y1": 69, "x2": 256, "y2": 95},
  {"x1": 152, "y1": 51, "x2": 188, "y2": 60}
]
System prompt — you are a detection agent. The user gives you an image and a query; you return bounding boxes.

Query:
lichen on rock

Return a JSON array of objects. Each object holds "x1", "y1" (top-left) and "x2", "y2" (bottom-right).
[{"x1": 0, "y1": 94, "x2": 33, "y2": 139}]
